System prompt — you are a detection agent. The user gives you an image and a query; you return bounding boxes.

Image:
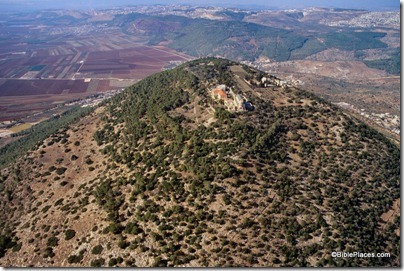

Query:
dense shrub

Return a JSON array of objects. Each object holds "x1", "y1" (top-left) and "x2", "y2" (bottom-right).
[{"x1": 64, "y1": 229, "x2": 76, "y2": 241}]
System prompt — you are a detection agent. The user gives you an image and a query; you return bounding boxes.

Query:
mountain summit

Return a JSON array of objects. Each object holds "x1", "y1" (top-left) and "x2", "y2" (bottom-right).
[{"x1": 0, "y1": 58, "x2": 400, "y2": 267}]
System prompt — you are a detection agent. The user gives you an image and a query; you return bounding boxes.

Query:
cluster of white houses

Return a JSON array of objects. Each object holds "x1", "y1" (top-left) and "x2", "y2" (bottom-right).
[
  {"x1": 261, "y1": 77, "x2": 287, "y2": 88},
  {"x1": 211, "y1": 84, "x2": 254, "y2": 111}
]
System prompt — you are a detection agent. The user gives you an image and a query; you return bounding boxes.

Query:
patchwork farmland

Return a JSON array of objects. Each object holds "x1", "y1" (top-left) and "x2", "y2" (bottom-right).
[{"x1": 0, "y1": 25, "x2": 191, "y2": 121}]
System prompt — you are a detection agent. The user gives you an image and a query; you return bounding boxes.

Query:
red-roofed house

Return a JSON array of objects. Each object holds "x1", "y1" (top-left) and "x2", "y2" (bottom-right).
[{"x1": 212, "y1": 88, "x2": 227, "y2": 100}]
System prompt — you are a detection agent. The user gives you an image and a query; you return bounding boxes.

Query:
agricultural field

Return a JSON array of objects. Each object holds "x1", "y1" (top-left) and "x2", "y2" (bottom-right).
[
  {"x1": 8, "y1": 123, "x2": 32, "y2": 133},
  {"x1": 0, "y1": 21, "x2": 191, "y2": 122},
  {"x1": 79, "y1": 45, "x2": 189, "y2": 79}
]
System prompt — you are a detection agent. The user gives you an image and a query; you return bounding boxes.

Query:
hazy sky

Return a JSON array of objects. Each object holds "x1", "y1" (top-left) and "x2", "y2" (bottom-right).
[{"x1": 0, "y1": 0, "x2": 400, "y2": 11}]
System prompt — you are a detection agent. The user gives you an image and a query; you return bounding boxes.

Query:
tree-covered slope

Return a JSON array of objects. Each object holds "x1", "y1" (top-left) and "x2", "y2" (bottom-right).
[
  {"x1": 114, "y1": 13, "x2": 389, "y2": 63},
  {"x1": 0, "y1": 58, "x2": 400, "y2": 267}
]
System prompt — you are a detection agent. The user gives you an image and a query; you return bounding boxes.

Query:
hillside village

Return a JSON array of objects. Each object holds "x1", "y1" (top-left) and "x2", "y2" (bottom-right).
[{"x1": 335, "y1": 101, "x2": 400, "y2": 136}]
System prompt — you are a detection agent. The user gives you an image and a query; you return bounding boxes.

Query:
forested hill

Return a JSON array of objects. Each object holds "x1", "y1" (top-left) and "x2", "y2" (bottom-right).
[
  {"x1": 111, "y1": 12, "x2": 398, "y2": 74},
  {"x1": 0, "y1": 58, "x2": 400, "y2": 267}
]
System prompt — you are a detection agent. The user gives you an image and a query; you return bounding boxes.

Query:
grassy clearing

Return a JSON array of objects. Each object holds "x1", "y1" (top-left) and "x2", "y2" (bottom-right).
[{"x1": 9, "y1": 123, "x2": 32, "y2": 133}]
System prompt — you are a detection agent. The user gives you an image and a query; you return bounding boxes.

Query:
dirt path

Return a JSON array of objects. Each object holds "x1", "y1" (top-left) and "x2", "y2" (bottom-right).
[{"x1": 380, "y1": 198, "x2": 400, "y2": 233}]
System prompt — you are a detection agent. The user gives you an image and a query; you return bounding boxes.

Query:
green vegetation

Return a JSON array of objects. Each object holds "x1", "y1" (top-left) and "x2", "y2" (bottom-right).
[
  {"x1": 90, "y1": 258, "x2": 105, "y2": 267},
  {"x1": 289, "y1": 38, "x2": 326, "y2": 60},
  {"x1": 64, "y1": 229, "x2": 76, "y2": 241},
  {"x1": 108, "y1": 257, "x2": 124, "y2": 267},
  {"x1": 0, "y1": 58, "x2": 399, "y2": 267},
  {"x1": 9, "y1": 123, "x2": 32, "y2": 133},
  {"x1": 0, "y1": 235, "x2": 15, "y2": 258},
  {"x1": 30, "y1": 65, "x2": 46, "y2": 71},
  {"x1": 363, "y1": 49, "x2": 400, "y2": 74},
  {"x1": 43, "y1": 247, "x2": 55, "y2": 258},
  {"x1": 117, "y1": 14, "x2": 389, "y2": 62},
  {"x1": 364, "y1": 58, "x2": 400, "y2": 74},
  {"x1": 47, "y1": 236, "x2": 59, "y2": 247},
  {"x1": 168, "y1": 18, "x2": 307, "y2": 61},
  {"x1": 91, "y1": 245, "x2": 103, "y2": 255},
  {"x1": 54, "y1": 198, "x2": 64, "y2": 206},
  {"x1": 55, "y1": 167, "x2": 67, "y2": 175},
  {"x1": 67, "y1": 253, "x2": 84, "y2": 264},
  {"x1": 322, "y1": 31, "x2": 387, "y2": 51},
  {"x1": 90, "y1": 58, "x2": 399, "y2": 267}
]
